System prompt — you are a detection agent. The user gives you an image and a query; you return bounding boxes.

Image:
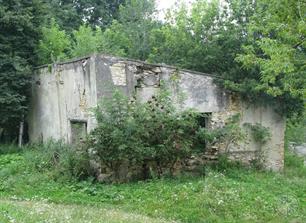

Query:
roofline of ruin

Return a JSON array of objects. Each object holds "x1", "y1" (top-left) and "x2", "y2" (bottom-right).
[{"x1": 34, "y1": 53, "x2": 223, "y2": 80}]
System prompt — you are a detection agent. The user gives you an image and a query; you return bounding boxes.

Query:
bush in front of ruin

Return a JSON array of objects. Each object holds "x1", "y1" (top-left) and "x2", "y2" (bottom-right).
[
  {"x1": 19, "y1": 89, "x2": 240, "y2": 183},
  {"x1": 85, "y1": 89, "x2": 212, "y2": 181}
]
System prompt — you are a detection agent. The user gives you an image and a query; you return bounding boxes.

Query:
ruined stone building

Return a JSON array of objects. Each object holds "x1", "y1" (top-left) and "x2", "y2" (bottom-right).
[{"x1": 28, "y1": 54, "x2": 285, "y2": 171}]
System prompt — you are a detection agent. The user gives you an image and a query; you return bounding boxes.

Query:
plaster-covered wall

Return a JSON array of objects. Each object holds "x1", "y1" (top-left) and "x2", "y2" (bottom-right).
[
  {"x1": 210, "y1": 95, "x2": 285, "y2": 171},
  {"x1": 28, "y1": 54, "x2": 285, "y2": 171},
  {"x1": 28, "y1": 56, "x2": 97, "y2": 143}
]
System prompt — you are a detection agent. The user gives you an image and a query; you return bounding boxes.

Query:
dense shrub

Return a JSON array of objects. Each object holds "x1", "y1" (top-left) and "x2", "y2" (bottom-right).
[
  {"x1": 86, "y1": 89, "x2": 211, "y2": 179},
  {"x1": 24, "y1": 141, "x2": 92, "y2": 181},
  {"x1": 85, "y1": 87, "x2": 246, "y2": 181}
]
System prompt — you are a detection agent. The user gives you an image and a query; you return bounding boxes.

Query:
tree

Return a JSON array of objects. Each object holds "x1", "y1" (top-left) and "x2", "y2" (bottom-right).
[
  {"x1": 95, "y1": 0, "x2": 254, "y2": 81},
  {"x1": 148, "y1": 0, "x2": 248, "y2": 73},
  {"x1": 38, "y1": 19, "x2": 71, "y2": 64},
  {"x1": 44, "y1": 0, "x2": 126, "y2": 32},
  {"x1": 236, "y1": 0, "x2": 306, "y2": 116},
  {"x1": 118, "y1": 0, "x2": 158, "y2": 60},
  {"x1": 148, "y1": 0, "x2": 304, "y2": 117},
  {"x1": 0, "y1": 0, "x2": 44, "y2": 141},
  {"x1": 38, "y1": 0, "x2": 159, "y2": 61},
  {"x1": 76, "y1": 0, "x2": 126, "y2": 28},
  {"x1": 98, "y1": 20, "x2": 131, "y2": 57},
  {"x1": 99, "y1": 0, "x2": 159, "y2": 60},
  {"x1": 43, "y1": 0, "x2": 81, "y2": 32},
  {"x1": 71, "y1": 25, "x2": 102, "y2": 58}
]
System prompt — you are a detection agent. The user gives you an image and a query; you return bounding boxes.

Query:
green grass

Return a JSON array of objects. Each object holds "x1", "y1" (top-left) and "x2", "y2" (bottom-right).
[
  {"x1": 0, "y1": 149, "x2": 306, "y2": 222},
  {"x1": 0, "y1": 199, "x2": 172, "y2": 223}
]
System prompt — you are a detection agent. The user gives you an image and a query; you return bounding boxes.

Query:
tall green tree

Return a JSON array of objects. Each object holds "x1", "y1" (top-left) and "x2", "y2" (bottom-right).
[
  {"x1": 149, "y1": 0, "x2": 304, "y2": 117},
  {"x1": 236, "y1": 0, "x2": 306, "y2": 116},
  {"x1": 37, "y1": 0, "x2": 158, "y2": 61},
  {"x1": 77, "y1": 0, "x2": 126, "y2": 28},
  {"x1": 97, "y1": 0, "x2": 159, "y2": 60},
  {"x1": 44, "y1": 0, "x2": 126, "y2": 32},
  {"x1": 44, "y1": 0, "x2": 80, "y2": 32},
  {"x1": 149, "y1": 0, "x2": 223, "y2": 71},
  {"x1": 0, "y1": 0, "x2": 44, "y2": 140},
  {"x1": 38, "y1": 19, "x2": 71, "y2": 64},
  {"x1": 118, "y1": 0, "x2": 158, "y2": 60},
  {"x1": 149, "y1": 0, "x2": 253, "y2": 73},
  {"x1": 98, "y1": 20, "x2": 131, "y2": 57},
  {"x1": 71, "y1": 25, "x2": 102, "y2": 58}
]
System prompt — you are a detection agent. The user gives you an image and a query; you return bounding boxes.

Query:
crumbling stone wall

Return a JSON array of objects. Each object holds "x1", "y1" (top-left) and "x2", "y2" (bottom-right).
[{"x1": 29, "y1": 54, "x2": 285, "y2": 171}]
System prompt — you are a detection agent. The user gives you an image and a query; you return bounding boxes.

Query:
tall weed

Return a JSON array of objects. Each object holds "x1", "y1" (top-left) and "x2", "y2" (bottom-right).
[{"x1": 24, "y1": 141, "x2": 92, "y2": 181}]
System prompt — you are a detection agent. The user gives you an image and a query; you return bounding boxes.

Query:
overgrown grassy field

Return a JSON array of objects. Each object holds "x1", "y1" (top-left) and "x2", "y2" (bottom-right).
[{"x1": 0, "y1": 145, "x2": 305, "y2": 223}]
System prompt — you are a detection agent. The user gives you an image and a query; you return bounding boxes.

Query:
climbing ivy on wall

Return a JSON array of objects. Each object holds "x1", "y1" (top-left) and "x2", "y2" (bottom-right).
[{"x1": 244, "y1": 123, "x2": 272, "y2": 145}]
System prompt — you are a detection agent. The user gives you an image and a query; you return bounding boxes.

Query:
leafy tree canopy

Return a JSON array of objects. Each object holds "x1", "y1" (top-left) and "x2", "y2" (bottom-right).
[
  {"x1": 0, "y1": 0, "x2": 44, "y2": 140},
  {"x1": 38, "y1": 19, "x2": 71, "y2": 64},
  {"x1": 71, "y1": 25, "x2": 102, "y2": 58},
  {"x1": 236, "y1": 0, "x2": 306, "y2": 116},
  {"x1": 44, "y1": 0, "x2": 126, "y2": 32},
  {"x1": 149, "y1": 0, "x2": 305, "y2": 117}
]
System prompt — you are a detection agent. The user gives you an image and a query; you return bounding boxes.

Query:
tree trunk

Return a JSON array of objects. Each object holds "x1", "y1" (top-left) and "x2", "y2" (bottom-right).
[{"x1": 18, "y1": 116, "x2": 24, "y2": 147}]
